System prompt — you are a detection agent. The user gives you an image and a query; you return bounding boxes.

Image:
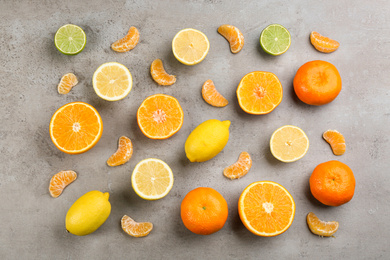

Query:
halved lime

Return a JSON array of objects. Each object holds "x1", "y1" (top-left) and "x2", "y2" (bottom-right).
[
  {"x1": 55, "y1": 24, "x2": 86, "y2": 55},
  {"x1": 260, "y1": 24, "x2": 291, "y2": 56}
]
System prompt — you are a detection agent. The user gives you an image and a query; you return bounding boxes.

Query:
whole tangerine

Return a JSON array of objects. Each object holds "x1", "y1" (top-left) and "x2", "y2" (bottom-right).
[
  {"x1": 181, "y1": 187, "x2": 228, "y2": 235},
  {"x1": 293, "y1": 60, "x2": 342, "y2": 106},
  {"x1": 309, "y1": 160, "x2": 355, "y2": 206}
]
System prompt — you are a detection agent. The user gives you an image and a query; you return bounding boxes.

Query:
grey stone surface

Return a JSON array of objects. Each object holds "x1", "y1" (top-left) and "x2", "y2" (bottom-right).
[{"x1": 1, "y1": 0, "x2": 389, "y2": 259}]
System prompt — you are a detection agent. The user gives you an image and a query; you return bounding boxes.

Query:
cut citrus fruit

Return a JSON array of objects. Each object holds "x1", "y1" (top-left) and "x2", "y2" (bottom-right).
[
  {"x1": 49, "y1": 170, "x2": 77, "y2": 198},
  {"x1": 121, "y1": 215, "x2": 153, "y2": 237},
  {"x1": 307, "y1": 212, "x2": 339, "y2": 237},
  {"x1": 238, "y1": 181, "x2": 295, "y2": 237},
  {"x1": 150, "y1": 59, "x2": 176, "y2": 86},
  {"x1": 218, "y1": 24, "x2": 244, "y2": 53},
  {"x1": 57, "y1": 73, "x2": 78, "y2": 94},
  {"x1": 137, "y1": 94, "x2": 184, "y2": 139},
  {"x1": 92, "y1": 62, "x2": 132, "y2": 101},
  {"x1": 50, "y1": 102, "x2": 103, "y2": 154},
  {"x1": 323, "y1": 130, "x2": 346, "y2": 156},
  {"x1": 201, "y1": 80, "x2": 228, "y2": 107},
  {"x1": 111, "y1": 26, "x2": 140, "y2": 53},
  {"x1": 54, "y1": 24, "x2": 86, "y2": 55},
  {"x1": 223, "y1": 152, "x2": 252, "y2": 179},
  {"x1": 172, "y1": 28, "x2": 210, "y2": 65},
  {"x1": 260, "y1": 24, "x2": 291, "y2": 55},
  {"x1": 131, "y1": 158, "x2": 174, "y2": 200},
  {"x1": 236, "y1": 71, "x2": 283, "y2": 114},
  {"x1": 107, "y1": 136, "x2": 133, "y2": 166},
  {"x1": 270, "y1": 125, "x2": 309, "y2": 162},
  {"x1": 310, "y1": 31, "x2": 339, "y2": 53}
]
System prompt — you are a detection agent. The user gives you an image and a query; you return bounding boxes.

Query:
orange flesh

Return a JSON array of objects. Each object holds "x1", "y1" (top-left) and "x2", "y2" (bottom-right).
[
  {"x1": 223, "y1": 152, "x2": 252, "y2": 179},
  {"x1": 150, "y1": 59, "x2": 176, "y2": 86},
  {"x1": 307, "y1": 212, "x2": 339, "y2": 237},
  {"x1": 107, "y1": 136, "x2": 133, "y2": 166},
  {"x1": 323, "y1": 130, "x2": 346, "y2": 155},
  {"x1": 49, "y1": 170, "x2": 77, "y2": 198},
  {"x1": 218, "y1": 24, "x2": 244, "y2": 53},
  {"x1": 310, "y1": 31, "x2": 339, "y2": 53},
  {"x1": 121, "y1": 215, "x2": 153, "y2": 237},
  {"x1": 58, "y1": 73, "x2": 78, "y2": 94},
  {"x1": 201, "y1": 80, "x2": 228, "y2": 107},
  {"x1": 111, "y1": 26, "x2": 140, "y2": 52}
]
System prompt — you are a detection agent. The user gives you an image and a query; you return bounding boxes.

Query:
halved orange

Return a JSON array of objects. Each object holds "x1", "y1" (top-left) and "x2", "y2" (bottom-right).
[
  {"x1": 150, "y1": 59, "x2": 176, "y2": 86},
  {"x1": 121, "y1": 215, "x2": 153, "y2": 237},
  {"x1": 49, "y1": 170, "x2": 77, "y2": 198},
  {"x1": 218, "y1": 24, "x2": 244, "y2": 53},
  {"x1": 323, "y1": 129, "x2": 346, "y2": 156},
  {"x1": 223, "y1": 152, "x2": 252, "y2": 179},
  {"x1": 310, "y1": 31, "x2": 339, "y2": 53},
  {"x1": 50, "y1": 102, "x2": 103, "y2": 154},
  {"x1": 236, "y1": 71, "x2": 283, "y2": 114},
  {"x1": 238, "y1": 181, "x2": 295, "y2": 237},
  {"x1": 57, "y1": 73, "x2": 78, "y2": 94},
  {"x1": 307, "y1": 212, "x2": 339, "y2": 237},
  {"x1": 111, "y1": 26, "x2": 140, "y2": 53},
  {"x1": 107, "y1": 136, "x2": 133, "y2": 166},
  {"x1": 137, "y1": 94, "x2": 183, "y2": 139},
  {"x1": 201, "y1": 79, "x2": 228, "y2": 107}
]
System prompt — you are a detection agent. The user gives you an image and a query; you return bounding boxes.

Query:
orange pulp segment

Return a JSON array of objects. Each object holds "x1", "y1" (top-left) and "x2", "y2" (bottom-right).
[
  {"x1": 218, "y1": 24, "x2": 244, "y2": 53},
  {"x1": 323, "y1": 130, "x2": 346, "y2": 156},
  {"x1": 58, "y1": 73, "x2": 78, "y2": 94},
  {"x1": 107, "y1": 136, "x2": 133, "y2": 166},
  {"x1": 150, "y1": 59, "x2": 176, "y2": 86},
  {"x1": 307, "y1": 212, "x2": 339, "y2": 237},
  {"x1": 49, "y1": 170, "x2": 77, "y2": 198},
  {"x1": 201, "y1": 80, "x2": 228, "y2": 107},
  {"x1": 111, "y1": 26, "x2": 140, "y2": 52},
  {"x1": 223, "y1": 152, "x2": 252, "y2": 179},
  {"x1": 310, "y1": 31, "x2": 340, "y2": 53},
  {"x1": 121, "y1": 215, "x2": 153, "y2": 237}
]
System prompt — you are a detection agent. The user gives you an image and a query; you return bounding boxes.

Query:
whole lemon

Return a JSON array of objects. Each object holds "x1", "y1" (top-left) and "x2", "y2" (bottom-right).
[
  {"x1": 66, "y1": 190, "x2": 111, "y2": 236},
  {"x1": 185, "y1": 119, "x2": 230, "y2": 162}
]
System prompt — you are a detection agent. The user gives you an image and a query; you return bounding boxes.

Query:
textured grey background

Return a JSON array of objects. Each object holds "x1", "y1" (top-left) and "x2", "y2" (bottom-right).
[{"x1": 1, "y1": 0, "x2": 389, "y2": 259}]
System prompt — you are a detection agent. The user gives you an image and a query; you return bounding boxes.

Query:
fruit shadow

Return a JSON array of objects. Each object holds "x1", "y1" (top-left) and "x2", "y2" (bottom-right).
[{"x1": 263, "y1": 140, "x2": 283, "y2": 167}]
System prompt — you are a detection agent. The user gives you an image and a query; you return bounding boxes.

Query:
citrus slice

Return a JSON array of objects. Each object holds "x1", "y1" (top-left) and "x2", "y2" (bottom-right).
[
  {"x1": 50, "y1": 102, "x2": 103, "y2": 154},
  {"x1": 236, "y1": 71, "x2": 283, "y2": 114},
  {"x1": 260, "y1": 24, "x2": 291, "y2": 55},
  {"x1": 201, "y1": 79, "x2": 228, "y2": 107},
  {"x1": 57, "y1": 73, "x2": 78, "y2": 94},
  {"x1": 270, "y1": 125, "x2": 309, "y2": 162},
  {"x1": 223, "y1": 152, "x2": 252, "y2": 179},
  {"x1": 111, "y1": 26, "x2": 140, "y2": 52},
  {"x1": 131, "y1": 158, "x2": 174, "y2": 200},
  {"x1": 121, "y1": 215, "x2": 153, "y2": 237},
  {"x1": 307, "y1": 212, "x2": 339, "y2": 237},
  {"x1": 238, "y1": 181, "x2": 295, "y2": 237},
  {"x1": 49, "y1": 170, "x2": 77, "y2": 198},
  {"x1": 172, "y1": 28, "x2": 210, "y2": 65},
  {"x1": 218, "y1": 24, "x2": 244, "y2": 53},
  {"x1": 107, "y1": 136, "x2": 133, "y2": 166},
  {"x1": 323, "y1": 130, "x2": 346, "y2": 156},
  {"x1": 137, "y1": 94, "x2": 184, "y2": 139},
  {"x1": 310, "y1": 31, "x2": 339, "y2": 53},
  {"x1": 150, "y1": 59, "x2": 176, "y2": 86},
  {"x1": 54, "y1": 24, "x2": 86, "y2": 55}
]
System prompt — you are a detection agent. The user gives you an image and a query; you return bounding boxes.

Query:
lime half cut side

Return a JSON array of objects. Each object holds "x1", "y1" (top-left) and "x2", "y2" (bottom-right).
[
  {"x1": 260, "y1": 24, "x2": 291, "y2": 56},
  {"x1": 55, "y1": 24, "x2": 86, "y2": 55}
]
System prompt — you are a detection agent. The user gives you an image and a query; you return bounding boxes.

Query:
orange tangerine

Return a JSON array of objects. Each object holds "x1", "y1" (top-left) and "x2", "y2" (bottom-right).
[
  {"x1": 218, "y1": 24, "x2": 244, "y2": 53},
  {"x1": 310, "y1": 31, "x2": 339, "y2": 53},
  {"x1": 121, "y1": 215, "x2": 153, "y2": 237},
  {"x1": 49, "y1": 170, "x2": 77, "y2": 198},
  {"x1": 57, "y1": 73, "x2": 78, "y2": 94},
  {"x1": 111, "y1": 26, "x2": 140, "y2": 52},
  {"x1": 307, "y1": 212, "x2": 339, "y2": 237},
  {"x1": 223, "y1": 152, "x2": 252, "y2": 179},
  {"x1": 323, "y1": 130, "x2": 346, "y2": 156},
  {"x1": 150, "y1": 59, "x2": 176, "y2": 86},
  {"x1": 107, "y1": 136, "x2": 133, "y2": 166},
  {"x1": 201, "y1": 80, "x2": 228, "y2": 107}
]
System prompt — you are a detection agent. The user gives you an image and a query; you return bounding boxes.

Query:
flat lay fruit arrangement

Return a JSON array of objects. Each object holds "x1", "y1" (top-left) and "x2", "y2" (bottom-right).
[{"x1": 50, "y1": 23, "x2": 355, "y2": 238}]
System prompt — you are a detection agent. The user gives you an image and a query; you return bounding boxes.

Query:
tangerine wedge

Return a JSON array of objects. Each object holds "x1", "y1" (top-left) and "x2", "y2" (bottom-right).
[
  {"x1": 323, "y1": 130, "x2": 346, "y2": 156},
  {"x1": 150, "y1": 59, "x2": 176, "y2": 86},
  {"x1": 107, "y1": 136, "x2": 133, "y2": 166},
  {"x1": 310, "y1": 31, "x2": 339, "y2": 53},
  {"x1": 121, "y1": 215, "x2": 153, "y2": 237},
  {"x1": 57, "y1": 73, "x2": 78, "y2": 94},
  {"x1": 111, "y1": 26, "x2": 140, "y2": 53},
  {"x1": 218, "y1": 24, "x2": 244, "y2": 53},
  {"x1": 307, "y1": 212, "x2": 339, "y2": 237},
  {"x1": 49, "y1": 170, "x2": 77, "y2": 198},
  {"x1": 223, "y1": 152, "x2": 252, "y2": 179},
  {"x1": 201, "y1": 80, "x2": 228, "y2": 107}
]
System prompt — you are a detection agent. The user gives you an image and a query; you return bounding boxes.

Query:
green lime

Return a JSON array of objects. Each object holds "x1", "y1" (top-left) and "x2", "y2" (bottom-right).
[
  {"x1": 260, "y1": 24, "x2": 291, "y2": 56},
  {"x1": 54, "y1": 24, "x2": 86, "y2": 55}
]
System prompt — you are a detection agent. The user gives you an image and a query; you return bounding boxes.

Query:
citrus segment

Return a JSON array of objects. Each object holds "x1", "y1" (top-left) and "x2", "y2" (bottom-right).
[
  {"x1": 54, "y1": 24, "x2": 86, "y2": 55},
  {"x1": 107, "y1": 136, "x2": 133, "y2": 166},
  {"x1": 172, "y1": 28, "x2": 210, "y2": 65},
  {"x1": 111, "y1": 26, "x2": 140, "y2": 53},
  {"x1": 49, "y1": 170, "x2": 77, "y2": 198},
  {"x1": 223, "y1": 152, "x2": 252, "y2": 179},
  {"x1": 270, "y1": 125, "x2": 309, "y2": 162},
  {"x1": 50, "y1": 102, "x2": 103, "y2": 154},
  {"x1": 57, "y1": 73, "x2": 78, "y2": 94},
  {"x1": 236, "y1": 71, "x2": 283, "y2": 114},
  {"x1": 310, "y1": 31, "x2": 339, "y2": 53},
  {"x1": 137, "y1": 94, "x2": 183, "y2": 139},
  {"x1": 201, "y1": 80, "x2": 228, "y2": 107},
  {"x1": 323, "y1": 130, "x2": 346, "y2": 156},
  {"x1": 260, "y1": 24, "x2": 291, "y2": 55},
  {"x1": 131, "y1": 158, "x2": 174, "y2": 200},
  {"x1": 121, "y1": 215, "x2": 153, "y2": 237},
  {"x1": 307, "y1": 212, "x2": 339, "y2": 237},
  {"x1": 150, "y1": 59, "x2": 176, "y2": 86},
  {"x1": 238, "y1": 181, "x2": 295, "y2": 237},
  {"x1": 218, "y1": 24, "x2": 244, "y2": 53}
]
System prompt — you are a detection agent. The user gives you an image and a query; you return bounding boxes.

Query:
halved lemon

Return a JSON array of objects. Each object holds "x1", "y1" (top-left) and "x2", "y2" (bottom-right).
[
  {"x1": 131, "y1": 158, "x2": 174, "y2": 200},
  {"x1": 172, "y1": 28, "x2": 210, "y2": 65},
  {"x1": 92, "y1": 62, "x2": 132, "y2": 101}
]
